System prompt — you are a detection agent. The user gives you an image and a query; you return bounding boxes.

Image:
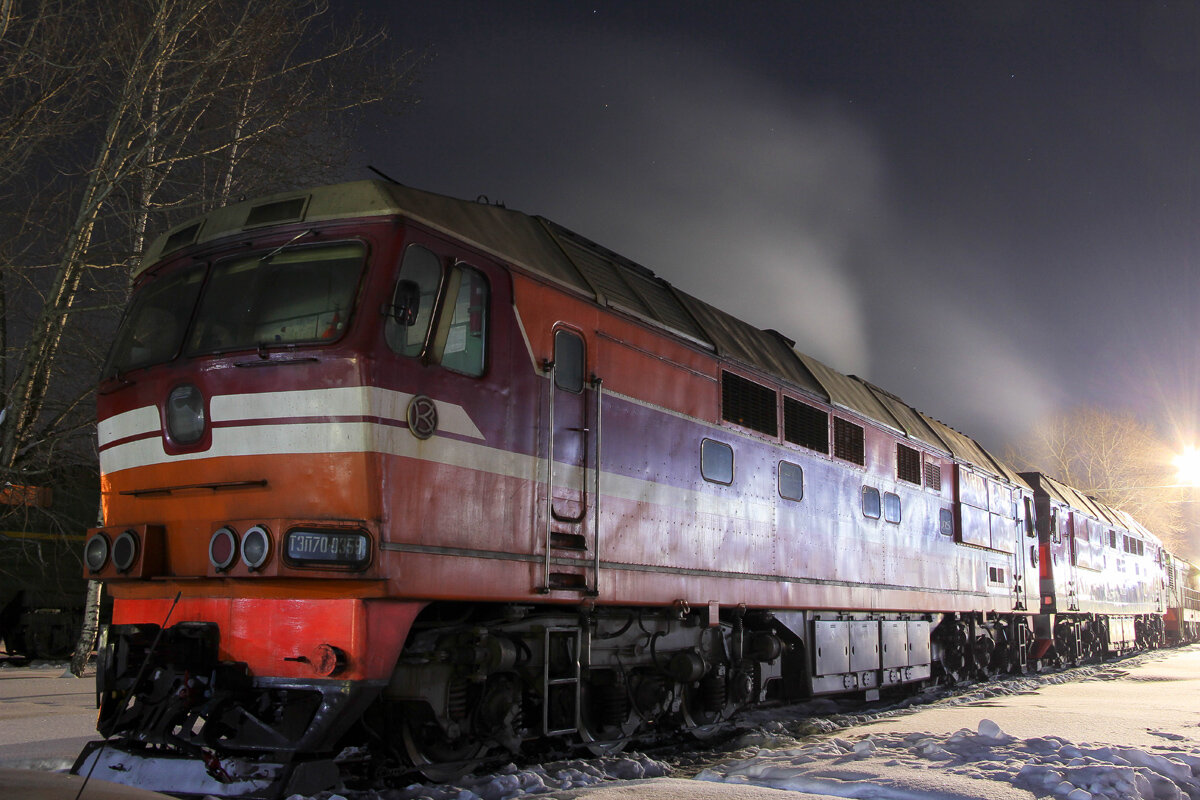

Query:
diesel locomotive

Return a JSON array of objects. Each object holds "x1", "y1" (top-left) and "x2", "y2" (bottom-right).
[{"x1": 74, "y1": 180, "x2": 1196, "y2": 797}]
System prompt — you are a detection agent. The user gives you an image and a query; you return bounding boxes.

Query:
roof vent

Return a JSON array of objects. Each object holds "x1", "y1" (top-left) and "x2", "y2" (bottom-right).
[
  {"x1": 244, "y1": 196, "x2": 308, "y2": 228},
  {"x1": 162, "y1": 222, "x2": 203, "y2": 254}
]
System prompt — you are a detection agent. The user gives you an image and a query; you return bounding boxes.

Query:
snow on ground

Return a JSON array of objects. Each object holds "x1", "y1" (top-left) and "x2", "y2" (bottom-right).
[{"x1": 294, "y1": 645, "x2": 1200, "y2": 800}]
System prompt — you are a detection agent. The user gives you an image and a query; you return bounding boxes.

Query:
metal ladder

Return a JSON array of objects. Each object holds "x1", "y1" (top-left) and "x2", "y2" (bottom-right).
[
  {"x1": 540, "y1": 360, "x2": 603, "y2": 596},
  {"x1": 542, "y1": 626, "x2": 581, "y2": 736}
]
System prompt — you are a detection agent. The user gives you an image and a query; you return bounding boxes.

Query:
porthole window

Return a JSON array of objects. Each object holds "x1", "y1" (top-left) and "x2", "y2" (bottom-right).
[
  {"x1": 701, "y1": 439, "x2": 734, "y2": 485},
  {"x1": 778, "y1": 460, "x2": 803, "y2": 502},
  {"x1": 883, "y1": 492, "x2": 901, "y2": 524},
  {"x1": 862, "y1": 486, "x2": 881, "y2": 519}
]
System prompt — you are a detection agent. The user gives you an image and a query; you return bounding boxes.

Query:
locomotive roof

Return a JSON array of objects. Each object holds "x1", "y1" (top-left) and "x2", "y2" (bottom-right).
[
  {"x1": 143, "y1": 179, "x2": 1025, "y2": 487},
  {"x1": 1020, "y1": 471, "x2": 1163, "y2": 548}
]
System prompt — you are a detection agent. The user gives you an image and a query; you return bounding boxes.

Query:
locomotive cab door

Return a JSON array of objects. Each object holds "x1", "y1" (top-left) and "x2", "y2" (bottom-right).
[
  {"x1": 539, "y1": 327, "x2": 601, "y2": 595},
  {"x1": 1065, "y1": 513, "x2": 1080, "y2": 611},
  {"x1": 550, "y1": 329, "x2": 588, "y2": 522}
]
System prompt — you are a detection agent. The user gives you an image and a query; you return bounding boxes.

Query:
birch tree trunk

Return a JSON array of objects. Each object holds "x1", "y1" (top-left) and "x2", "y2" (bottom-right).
[{"x1": 70, "y1": 579, "x2": 102, "y2": 676}]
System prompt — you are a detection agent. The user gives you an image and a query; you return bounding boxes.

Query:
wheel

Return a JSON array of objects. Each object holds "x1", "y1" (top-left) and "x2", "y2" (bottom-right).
[
  {"x1": 680, "y1": 663, "x2": 748, "y2": 741},
  {"x1": 578, "y1": 672, "x2": 638, "y2": 755},
  {"x1": 401, "y1": 717, "x2": 485, "y2": 782}
]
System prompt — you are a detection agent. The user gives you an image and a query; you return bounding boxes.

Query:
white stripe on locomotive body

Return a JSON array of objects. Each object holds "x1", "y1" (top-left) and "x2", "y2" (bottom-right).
[
  {"x1": 98, "y1": 386, "x2": 484, "y2": 452},
  {"x1": 97, "y1": 405, "x2": 162, "y2": 445},
  {"x1": 96, "y1": 386, "x2": 779, "y2": 526}
]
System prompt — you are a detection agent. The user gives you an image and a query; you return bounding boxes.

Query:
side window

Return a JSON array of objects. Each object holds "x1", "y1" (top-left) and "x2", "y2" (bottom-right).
[
  {"x1": 435, "y1": 265, "x2": 489, "y2": 377},
  {"x1": 1050, "y1": 509, "x2": 1060, "y2": 543},
  {"x1": 386, "y1": 245, "x2": 442, "y2": 357},
  {"x1": 778, "y1": 461, "x2": 803, "y2": 502},
  {"x1": 883, "y1": 491, "x2": 901, "y2": 524},
  {"x1": 862, "y1": 486, "x2": 881, "y2": 519},
  {"x1": 701, "y1": 439, "x2": 733, "y2": 485},
  {"x1": 554, "y1": 330, "x2": 585, "y2": 393},
  {"x1": 1024, "y1": 497, "x2": 1035, "y2": 537}
]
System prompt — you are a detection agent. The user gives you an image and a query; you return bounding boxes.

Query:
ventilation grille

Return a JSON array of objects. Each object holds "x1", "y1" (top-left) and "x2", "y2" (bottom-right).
[
  {"x1": 722, "y1": 371, "x2": 777, "y2": 436},
  {"x1": 897, "y1": 444, "x2": 922, "y2": 484},
  {"x1": 924, "y1": 461, "x2": 942, "y2": 491},
  {"x1": 833, "y1": 418, "x2": 865, "y2": 465},
  {"x1": 784, "y1": 397, "x2": 829, "y2": 453}
]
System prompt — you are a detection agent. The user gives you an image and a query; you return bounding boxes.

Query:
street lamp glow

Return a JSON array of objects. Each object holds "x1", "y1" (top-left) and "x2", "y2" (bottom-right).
[{"x1": 1174, "y1": 446, "x2": 1200, "y2": 488}]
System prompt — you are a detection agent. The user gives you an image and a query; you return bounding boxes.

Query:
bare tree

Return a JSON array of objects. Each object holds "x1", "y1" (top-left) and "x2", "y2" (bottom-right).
[
  {"x1": 1, "y1": 0, "x2": 423, "y2": 476},
  {"x1": 1007, "y1": 405, "x2": 1192, "y2": 557},
  {"x1": 0, "y1": 0, "x2": 424, "y2": 670}
]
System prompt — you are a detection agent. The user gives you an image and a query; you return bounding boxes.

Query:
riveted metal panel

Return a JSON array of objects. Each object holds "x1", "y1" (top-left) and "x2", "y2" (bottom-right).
[
  {"x1": 880, "y1": 620, "x2": 907, "y2": 669},
  {"x1": 813, "y1": 620, "x2": 850, "y2": 676},
  {"x1": 850, "y1": 620, "x2": 880, "y2": 672},
  {"x1": 907, "y1": 620, "x2": 931, "y2": 665}
]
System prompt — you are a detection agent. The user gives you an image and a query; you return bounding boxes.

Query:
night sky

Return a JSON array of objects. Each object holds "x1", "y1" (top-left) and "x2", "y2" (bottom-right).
[{"x1": 352, "y1": 1, "x2": 1200, "y2": 456}]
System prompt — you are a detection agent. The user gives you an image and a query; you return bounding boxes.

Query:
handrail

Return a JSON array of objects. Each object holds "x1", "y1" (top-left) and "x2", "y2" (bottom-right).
[
  {"x1": 541, "y1": 358, "x2": 555, "y2": 593},
  {"x1": 591, "y1": 376, "x2": 603, "y2": 597}
]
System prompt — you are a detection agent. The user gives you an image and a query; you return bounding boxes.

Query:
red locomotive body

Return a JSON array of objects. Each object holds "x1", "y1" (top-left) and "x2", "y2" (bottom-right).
[
  {"x1": 74, "y1": 181, "x2": 1181, "y2": 796},
  {"x1": 1021, "y1": 472, "x2": 1169, "y2": 657}
]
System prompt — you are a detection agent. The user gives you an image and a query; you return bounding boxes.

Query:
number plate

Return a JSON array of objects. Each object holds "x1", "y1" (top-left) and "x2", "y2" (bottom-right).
[{"x1": 284, "y1": 530, "x2": 370, "y2": 568}]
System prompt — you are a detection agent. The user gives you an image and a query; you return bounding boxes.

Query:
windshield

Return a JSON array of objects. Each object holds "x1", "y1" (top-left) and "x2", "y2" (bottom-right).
[
  {"x1": 185, "y1": 243, "x2": 364, "y2": 355},
  {"x1": 104, "y1": 242, "x2": 366, "y2": 377},
  {"x1": 104, "y1": 265, "x2": 205, "y2": 378}
]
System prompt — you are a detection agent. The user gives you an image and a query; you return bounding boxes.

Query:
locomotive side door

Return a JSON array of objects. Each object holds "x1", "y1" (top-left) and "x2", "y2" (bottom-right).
[
  {"x1": 538, "y1": 326, "x2": 600, "y2": 594},
  {"x1": 549, "y1": 328, "x2": 589, "y2": 523},
  {"x1": 1065, "y1": 512, "x2": 1080, "y2": 611}
]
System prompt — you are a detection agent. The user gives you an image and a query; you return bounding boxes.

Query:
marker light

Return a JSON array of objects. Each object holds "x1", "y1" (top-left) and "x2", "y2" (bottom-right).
[
  {"x1": 241, "y1": 525, "x2": 271, "y2": 570},
  {"x1": 209, "y1": 527, "x2": 238, "y2": 571},
  {"x1": 111, "y1": 530, "x2": 139, "y2": 573},
  {"x1": 84, "y1": 533, "x2": 110, "y2": 573}
]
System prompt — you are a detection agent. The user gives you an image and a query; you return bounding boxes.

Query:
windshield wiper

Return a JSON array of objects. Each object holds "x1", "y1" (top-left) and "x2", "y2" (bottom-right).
[{"x1": 259, "y1": 229, "x2": 315, "y2": 264}]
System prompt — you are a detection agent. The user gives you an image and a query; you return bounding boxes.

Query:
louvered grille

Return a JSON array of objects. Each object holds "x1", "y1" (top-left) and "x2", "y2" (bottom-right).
[
  {"x1": 833, "y1": 418, "x2": 864, "y2": 465},
  {"x1": 722, "y1": 372, "x2": 777, "y2": 436},
  {"x1": 924, "y1": 461, "x2": 942, "y2": 491},
  {"x1": 784, "y1": 397, "x2": 829, "y2": 453},
  {"x1": 897, "y1": 444, "x2": 922, "y2": 484}
]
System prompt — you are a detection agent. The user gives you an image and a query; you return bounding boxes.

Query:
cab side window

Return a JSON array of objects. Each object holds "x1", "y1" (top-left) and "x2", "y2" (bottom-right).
[
  {"x1": 385, "y1": 245, "x2": 442, "y2": 357},
  {"x1": 434, "y1": 265, "x2": 489, "y2": 377}
]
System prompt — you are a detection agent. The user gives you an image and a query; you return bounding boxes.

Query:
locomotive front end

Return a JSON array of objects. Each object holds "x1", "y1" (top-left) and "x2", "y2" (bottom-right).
[{"x1": 75, "y1": 188, "x2": 421, "y2": 797}]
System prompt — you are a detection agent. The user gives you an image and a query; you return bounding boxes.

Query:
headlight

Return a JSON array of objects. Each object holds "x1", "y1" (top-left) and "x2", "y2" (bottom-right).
[
  {"x1": 209, "y1": 526, "x2": 238, "y2": 571},
  {"x1": 84, "y1": 533, "x2": 109, "y2": 573},
  {"x1": 166, "y1": 384, "x2": 205, "y2": 444},
  {"x1": 284, "y1": 529, "x2": 371, "y2": 570},
  {"x1": 111, "y1": 530, "x2": 139, "y2": 573},
  {"x1": 241, "y1": 525, "x2": 271, "y2": 570}
]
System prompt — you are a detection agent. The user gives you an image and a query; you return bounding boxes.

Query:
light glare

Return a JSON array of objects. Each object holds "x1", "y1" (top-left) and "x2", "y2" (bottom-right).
[{"x1": 1174, "y1": 446, "x2": 1200, "y2": 487}]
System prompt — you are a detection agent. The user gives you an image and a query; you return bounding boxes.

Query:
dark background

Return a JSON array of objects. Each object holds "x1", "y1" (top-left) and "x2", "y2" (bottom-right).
[{"x1": 351, "y1": 1, "x2": 1200, "y2": 456}]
